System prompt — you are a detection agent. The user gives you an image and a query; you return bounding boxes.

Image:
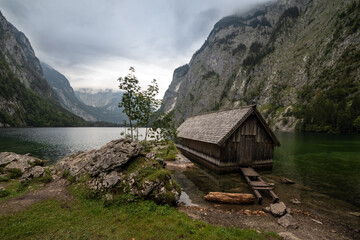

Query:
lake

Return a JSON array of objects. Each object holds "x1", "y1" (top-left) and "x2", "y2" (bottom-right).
[{"x1": 0, "y1": 128, "x2": 359, "y2": 208}]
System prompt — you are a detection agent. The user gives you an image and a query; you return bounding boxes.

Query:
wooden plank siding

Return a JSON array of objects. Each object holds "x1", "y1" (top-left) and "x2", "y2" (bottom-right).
[
  {"x1": 220, "y1": 114, "x2": 275, "y2": 169},
  {"x1": 178, "y1": 138, "x2": 220, "y2": 159},
  {"x1": 176, "y1": 106, "x2": 279, "y2": 173}
]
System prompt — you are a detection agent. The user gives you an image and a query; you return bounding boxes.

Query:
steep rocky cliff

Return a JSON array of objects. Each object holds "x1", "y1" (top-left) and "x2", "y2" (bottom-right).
[
  {"x1": 0, "y1": 11, "x2": 85, "y2": 127},
  {"x1": 42, "y1": 62, "x2": 127, "y2": 123},
  {"x1": 161, "y1": 0, "x2": 360, "y2": 132},
  {"x1": 0, "y1": 11, "x2": 54, "y2": 99}
]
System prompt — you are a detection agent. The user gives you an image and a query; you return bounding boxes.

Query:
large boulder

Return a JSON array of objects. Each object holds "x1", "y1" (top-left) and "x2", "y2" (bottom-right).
[
  {"x1": 56, "y1": 139, "x2": 180, "y2": 205},
  {"x1": 0, "y1": 152, "x2": 43, "y2": 173},
  {"x1": 56, "y1": 139, "x2": 143, "y2": 177}
]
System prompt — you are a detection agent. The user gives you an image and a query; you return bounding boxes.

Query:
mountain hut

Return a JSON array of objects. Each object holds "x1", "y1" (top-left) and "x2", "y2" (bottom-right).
[{"x1": 176, "y1": 105, "x2": 280, "y2": 173}]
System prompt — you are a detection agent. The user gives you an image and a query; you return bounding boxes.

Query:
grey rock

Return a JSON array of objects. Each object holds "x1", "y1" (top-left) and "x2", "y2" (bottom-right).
[
  {"x1": 278, "y1": 213, "x2": 299, "y2": 229},
  {"x1": 56, "y1": 139, "x2": 142, "y2": 177},
  {"x1": 89, "y1": 171, "x2": 123, "y2": 191},
  {"x1": 270, "y1": 202, "x2": 287, "y2": 217},
  {"x1": 281, "y1": 177, "x2": 295, "y2": 184},
  {"x1": 290, "y1": 198, "x2": 301, "y2": 204},
  {"x1": 104, "y1": 193, "x2": 113, "y2": 201},
  {"x1": 146, "y1": 152, "x2": 156, "y2": 159},
  {"x1": 1, "y1": 152, "x2": 43, "y2": 173},
  {"x1": 20, "y1": 166, "x2": 45, "y2": 183},
  {"x1": 263, "y1": 206, "x2": 271, "y2": 213},
  {"x1": 278, "y1": 232, "x2": 302, "y2": 240}
]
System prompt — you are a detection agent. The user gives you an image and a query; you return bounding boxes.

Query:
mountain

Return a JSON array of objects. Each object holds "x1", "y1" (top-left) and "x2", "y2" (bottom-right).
[
  {"x1": 41, "y1": 63, "x2": 127, "y2": 124},
  {"x1": 75, "y1": 89, "x2": 126, "y2": 124},
  {"x1": 0, "y1": 11, "x2": 85, "y2": 127},
  {"x1": 161, "y1": 0, "x2": 360, "y2": 133}
]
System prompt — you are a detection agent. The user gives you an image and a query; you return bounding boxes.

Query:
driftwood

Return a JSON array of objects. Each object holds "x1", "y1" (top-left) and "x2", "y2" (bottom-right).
[{"x1": 204, "y1": 192, "x2": 255, "y2": 204}]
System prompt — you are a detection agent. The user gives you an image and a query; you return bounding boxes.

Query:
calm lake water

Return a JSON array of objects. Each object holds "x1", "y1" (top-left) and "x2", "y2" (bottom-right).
[{"x1": 0, "y1": 128, "x2": 359, "y2": 208}]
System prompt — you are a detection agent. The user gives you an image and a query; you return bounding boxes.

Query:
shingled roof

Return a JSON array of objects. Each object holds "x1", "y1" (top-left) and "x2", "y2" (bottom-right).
[{"x1": 177, "y1": 105, "x2": 280, "y2": 146}]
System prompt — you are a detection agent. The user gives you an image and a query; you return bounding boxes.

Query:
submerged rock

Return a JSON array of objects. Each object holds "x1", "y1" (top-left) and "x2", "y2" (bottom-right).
[
  {"x1": 290, "y1": 198, "x2": 301, "y2": 204},
  {"x1": 270, "y1": 202, "x2": 287, "y2": 217}
]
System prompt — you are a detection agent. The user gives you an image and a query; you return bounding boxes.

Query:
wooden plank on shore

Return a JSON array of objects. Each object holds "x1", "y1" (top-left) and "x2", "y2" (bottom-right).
[{"x1": 204, "y1": 192, "x2": 255, "y2": 204}]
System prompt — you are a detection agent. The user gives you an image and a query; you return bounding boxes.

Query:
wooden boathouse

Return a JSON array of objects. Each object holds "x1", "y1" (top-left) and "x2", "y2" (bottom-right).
[{"x1": 176, "y1": 105, "x2": 280, "y2": 173}]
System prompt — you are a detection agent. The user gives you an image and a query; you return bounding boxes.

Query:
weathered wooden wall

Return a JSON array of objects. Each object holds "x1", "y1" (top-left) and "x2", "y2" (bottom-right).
[
  {"x1": 178, "y1": 138, "x2": 220, "y2": 159},
  {"x1": 177, "y1": 113, "x2": 275, "y2": 171},
  {"x1": 220, "y1": 114, "x2": 274, "y2": 167}
]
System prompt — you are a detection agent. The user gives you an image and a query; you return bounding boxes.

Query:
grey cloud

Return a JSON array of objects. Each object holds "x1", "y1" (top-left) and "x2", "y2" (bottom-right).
[{"x1": 0, "y1": 0, "x2": 271, "y2": 93}]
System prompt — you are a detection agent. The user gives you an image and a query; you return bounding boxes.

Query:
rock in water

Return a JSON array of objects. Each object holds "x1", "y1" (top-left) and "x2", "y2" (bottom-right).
[
  {"x1": 20, "y1": 166, "x2": 45, "y2": 183},
  {"x1": 56, "y1": 138, "x2": 143, "y2": 177},
  {"x1": 278, "y1": 213, "x2": 299, "y2": 229},
  {"x1": 290, "y1": 198, "x2": 301, "y2": 204},
  {"x1": 270, "y1": 202, "x2": 287, "y2": 217}
]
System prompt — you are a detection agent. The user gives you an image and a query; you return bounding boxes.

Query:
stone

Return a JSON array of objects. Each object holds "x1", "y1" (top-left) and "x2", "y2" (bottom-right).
[
  {"x1": 286, "y1": 208, "x2": 291, "y2": 214},
  {"x1": 104, "y1": 193, "x2": 113, "y2": 201},
  {"x1": 281, "y1": 177, "x2": 295, "y2": 184},
  {"x1": 20, "y1": 166, "x2": 45, "y2": 183},
  {"x1": 270, "y1": 201, "x2": 287, "y2": 217},
  {"x1": 263, "y1": 206, "x2": 271, "y2": 213},
  {"x1": 0, "y1": 152, "x2": 43, "y2": 173},
  {"x1": 56, "y1": 139, "x2": 143, "y2": 177},
  {"x1": 146, "y1": 152, "x2": 156, "y2": 159},
  {"x1": 278, "y1": 213, "x2": 299, "y2": 229},
  {"x1": 290, "y1": 198, "x2": 301, "y2": 204},
  {"x1": 278, "y1": 232, "x2": 302, "y2": 240},
  {"x1": 348, "y1": 212, "x2": 360, "y2": 217}
]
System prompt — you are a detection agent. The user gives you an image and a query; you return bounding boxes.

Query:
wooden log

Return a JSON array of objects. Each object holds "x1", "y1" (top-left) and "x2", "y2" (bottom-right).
[{"x1": 204, "y1": 192, "x2": 255, "y2": 204}]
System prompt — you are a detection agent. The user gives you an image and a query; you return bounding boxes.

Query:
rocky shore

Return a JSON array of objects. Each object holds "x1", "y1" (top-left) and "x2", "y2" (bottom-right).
[{"x1": 0, "y1": 139, "x2": 180, "y2": 206}]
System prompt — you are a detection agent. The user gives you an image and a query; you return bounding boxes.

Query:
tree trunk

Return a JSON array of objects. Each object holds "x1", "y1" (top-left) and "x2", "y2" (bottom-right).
[{"x1": 204, "y1": 192, "x2": 255, "y2": 204}]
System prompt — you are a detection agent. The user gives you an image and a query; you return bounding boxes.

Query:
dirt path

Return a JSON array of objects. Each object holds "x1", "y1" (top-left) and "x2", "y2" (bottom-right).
[{"x1": 0, "y1": 178, "x2": 71, "y2": 215}]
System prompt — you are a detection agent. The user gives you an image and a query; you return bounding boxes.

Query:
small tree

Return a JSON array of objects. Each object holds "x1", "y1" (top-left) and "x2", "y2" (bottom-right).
[
  {"x1": 150, "y1": 112, "x2": 178, "y2": 143},
  {"x1": 118, "y1": 67, "x2": 140, "y2": 140},
  {"x1": 137, "y1": 79, "x2": 162, "y2": 141}
]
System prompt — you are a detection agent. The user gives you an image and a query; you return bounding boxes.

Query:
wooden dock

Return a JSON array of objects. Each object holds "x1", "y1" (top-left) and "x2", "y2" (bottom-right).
[{"x1": 240, "y1": 167, "x2": 279, "y2": 204}]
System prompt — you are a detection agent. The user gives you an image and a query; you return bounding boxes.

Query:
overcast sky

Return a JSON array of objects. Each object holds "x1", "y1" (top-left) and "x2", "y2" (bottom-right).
[{"x1": 0, "y1": 0, "x2": 270, "y2": 98}]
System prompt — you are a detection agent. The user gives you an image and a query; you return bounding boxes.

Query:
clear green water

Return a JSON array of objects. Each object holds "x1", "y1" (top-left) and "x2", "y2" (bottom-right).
[
  {"x1": 273, "y1": 132, "x2": 360, "y2": 208},
  {"x1": 0, "y1": 128, "x2": 359, "y2": 207}
]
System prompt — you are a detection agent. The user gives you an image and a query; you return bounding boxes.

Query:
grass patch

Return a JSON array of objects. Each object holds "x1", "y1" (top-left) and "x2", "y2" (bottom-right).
[
  {"x1": 0, "y1": 186, "x2": 280, "y2": 240},
  {"x1": 155, "y1": 141, "x2": 179, "y2": 161}
]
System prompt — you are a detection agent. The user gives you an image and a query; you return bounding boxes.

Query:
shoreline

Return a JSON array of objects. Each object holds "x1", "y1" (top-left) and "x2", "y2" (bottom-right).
[{"x1": 166, "y1": 153, "x2": 360, "y2": 240}]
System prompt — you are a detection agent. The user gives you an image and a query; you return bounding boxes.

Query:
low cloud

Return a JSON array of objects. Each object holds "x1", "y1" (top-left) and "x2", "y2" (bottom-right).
[{"x1": 0, "y1": 0, "x2": 270, "y2": 97}]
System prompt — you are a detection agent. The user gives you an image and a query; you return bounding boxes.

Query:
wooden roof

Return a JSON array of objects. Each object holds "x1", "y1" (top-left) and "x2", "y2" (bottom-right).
[{"x1": 177, "y1": 105, "x2": 280, "y2": 146}]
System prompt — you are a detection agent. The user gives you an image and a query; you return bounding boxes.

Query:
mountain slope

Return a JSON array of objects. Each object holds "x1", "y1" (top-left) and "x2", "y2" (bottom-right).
[
  {"x1": 161, "y1": 0, "x2": 360, "y2": 133},
  {"x1": 75, "y1": 89, "x2": 126, "y2": 124},
  {"x1": 0, "y1": 11, "x2": 55, "y2": 99},
  {"x1": 42, "y1": 63, "x2": 127, "y2": 124},
  {"x1": 0, "y1": 11, "x2": 85, "y2": 127}
]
